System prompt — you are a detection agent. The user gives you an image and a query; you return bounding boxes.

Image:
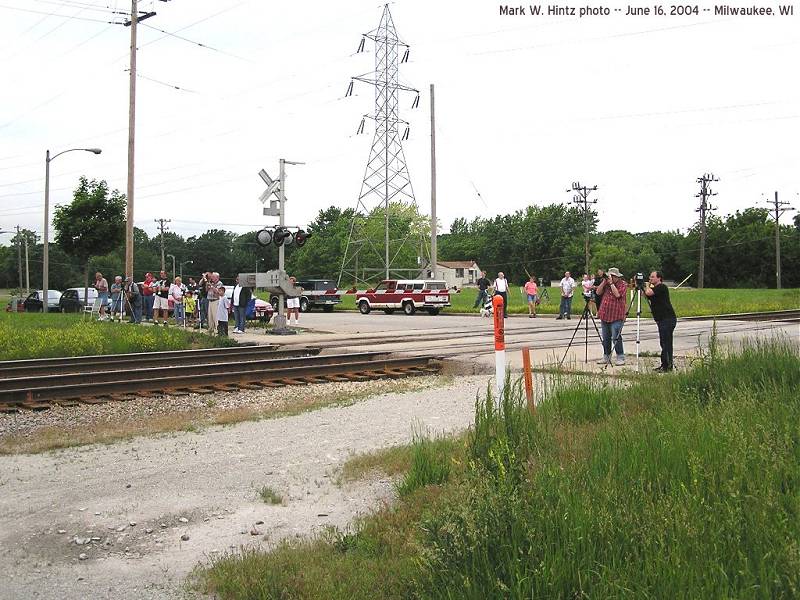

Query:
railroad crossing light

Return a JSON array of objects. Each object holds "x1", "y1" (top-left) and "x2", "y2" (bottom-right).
[
  {"x1": 273, "y1": 227, "x2": 292, "y2": 247},
  {"x1": 256, "y1": 228, "x2": 273, "y2": 247},
  {"x1": 295, "y1": 229, "x2": 312, "y2": 247}
]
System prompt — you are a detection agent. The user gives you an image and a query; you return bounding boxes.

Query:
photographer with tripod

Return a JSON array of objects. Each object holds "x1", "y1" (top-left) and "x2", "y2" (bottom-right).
[
  {"x1": 644, "y1": 271, "x2": 676, "y2": 372},
  {"x1": 595, "y1": 267, "x2": 627, "y2": 366}
]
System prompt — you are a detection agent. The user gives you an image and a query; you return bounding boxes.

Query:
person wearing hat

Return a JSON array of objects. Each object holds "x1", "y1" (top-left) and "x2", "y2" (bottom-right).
[
  {"x1": 124, "y1": 275, "x2": 142, "y2": 324},
  {"x1": 595, "y1": 266, "x2": 627, "y2": 366}
]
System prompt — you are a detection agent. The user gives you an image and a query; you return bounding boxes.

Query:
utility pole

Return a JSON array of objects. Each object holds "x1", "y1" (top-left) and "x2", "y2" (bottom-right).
[
  {"x1": 124, "y1": 3, "x2": 159, "y2": 281},
  {"x1": 155, "y1": 218, "x2": 171, "y2": 272},
  {"x1": 15, "y1": 225, "x2": 23, "y2": 290},
  {"x1": 125, "y1": 0, "x2": 138, "y2": 282},
  {"x1": 764, "y1": 191, "x2": 795, "y2": 289},
  {"x1": 695, "y1": 173, "x2": 718, "y2": 289},
  {"x1": 429, "y1": 83, "x2": 437, "y2": 279},
  {"x1": 24, "y1": 234, "x2": 29, "y2": 294},
  {"x1": 567, "y1": 182, "x2": 598, "y2": 274}
]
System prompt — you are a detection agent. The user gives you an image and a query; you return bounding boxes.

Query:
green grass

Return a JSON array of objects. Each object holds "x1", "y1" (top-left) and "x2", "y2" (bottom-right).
[
  {"x1": 262, "y1": 287, "x2": 799, "y2": 317},
  {"x1": 199, "y1": 338, "x2": 800, "y2": 599},
  {"x1": 258, "y1": 486, "x2": 284, "y2": 505},
  {"x1": 0, "y1": 311, "x2": 234, "y2": 360}
]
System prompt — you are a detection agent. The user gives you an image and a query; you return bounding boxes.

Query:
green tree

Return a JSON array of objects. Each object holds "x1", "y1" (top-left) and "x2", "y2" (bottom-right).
[{"x1": 53, "y1": 177, "x2": 126, "y2": 302}]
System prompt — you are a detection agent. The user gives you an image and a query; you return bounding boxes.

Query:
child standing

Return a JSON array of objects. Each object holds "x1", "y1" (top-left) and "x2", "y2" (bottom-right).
[
  {"x1": 216, "y1": 286, "x2": 230, "y2": 336},
  {"x1": 184, "y1": 291, "x2": 196, "y2": 327}
]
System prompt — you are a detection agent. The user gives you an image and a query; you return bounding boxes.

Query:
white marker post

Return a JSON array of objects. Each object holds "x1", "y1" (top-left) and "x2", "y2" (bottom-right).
[{"x1": 493, "y1": 294, "x2": 506, "y2": 398}]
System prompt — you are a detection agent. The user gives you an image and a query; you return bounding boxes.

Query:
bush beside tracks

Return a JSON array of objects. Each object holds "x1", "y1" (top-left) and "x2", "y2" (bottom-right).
[
  {"x1": 0, "y1": 312, "x2": 234, "y2": 361},
  {"x1": 200, "y1": 337, "x2": 800, "y2": 599}
]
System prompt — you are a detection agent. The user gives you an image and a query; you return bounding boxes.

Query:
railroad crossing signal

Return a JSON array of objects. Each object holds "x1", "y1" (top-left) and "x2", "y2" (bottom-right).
[{"x1": 258, "y1": 168, "x2": 284, "y2": 216}]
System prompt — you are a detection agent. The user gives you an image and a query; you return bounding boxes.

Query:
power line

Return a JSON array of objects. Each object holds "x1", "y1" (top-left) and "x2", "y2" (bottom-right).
[
  {"x1": 0, "y1": 3, "x2": 120, "y2": 23},
  {"x1": 139, "y1": 21, "x2": 252, "y2": 62}
]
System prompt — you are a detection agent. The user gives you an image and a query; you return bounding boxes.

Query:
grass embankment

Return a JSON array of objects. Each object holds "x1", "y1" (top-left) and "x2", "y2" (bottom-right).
[
  {"x1": 0, "y1": 312, "x2": 234, "y2": 360},
  {"x1": 200, "y1": 338, "x2": 800, "y2": 599},
  {"x1": 287, "y1": 287, "x2": 799, "y2": 317}
]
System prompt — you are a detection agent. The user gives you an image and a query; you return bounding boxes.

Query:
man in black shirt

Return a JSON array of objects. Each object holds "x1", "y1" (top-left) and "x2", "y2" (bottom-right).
[
  {"x1": 473, "y1": 271, "x2": 491, "y2": 309},
  {"x1": 644, "y1": 271, "x2": 677, "y2": 372}
]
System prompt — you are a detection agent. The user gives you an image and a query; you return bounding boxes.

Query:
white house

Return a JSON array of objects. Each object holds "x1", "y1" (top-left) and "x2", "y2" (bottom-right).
[{"x1": 427, "y1": 260, "x2": 482, "y2": 289}]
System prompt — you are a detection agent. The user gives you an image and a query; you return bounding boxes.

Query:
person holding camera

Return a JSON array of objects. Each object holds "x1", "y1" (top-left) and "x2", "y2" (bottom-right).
[
  {"x1": 595, "y1": 267, "x2": 627, "y2": 366},
  {"x1": 644, "y1": 271, "x2": 676, "y2": 372}
]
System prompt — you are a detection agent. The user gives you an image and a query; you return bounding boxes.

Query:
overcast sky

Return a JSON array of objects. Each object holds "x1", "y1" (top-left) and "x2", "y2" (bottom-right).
[{"x1": 1, "y1": 0, "x2": 798, "y2": 244}]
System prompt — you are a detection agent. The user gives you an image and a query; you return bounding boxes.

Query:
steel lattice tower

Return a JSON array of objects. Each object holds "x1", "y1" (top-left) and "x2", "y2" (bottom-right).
[{"x1": 339, "y1": 4, "x2": 426, "y2": 285}]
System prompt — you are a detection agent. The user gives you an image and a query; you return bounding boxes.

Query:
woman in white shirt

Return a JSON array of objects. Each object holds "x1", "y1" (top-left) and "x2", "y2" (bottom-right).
[
  {"x1": 493, "y1": 272, "x2": 509, "y2": 319},
  {"x1": 169, "y1": 276, "x2": 186, "y2": 326}
]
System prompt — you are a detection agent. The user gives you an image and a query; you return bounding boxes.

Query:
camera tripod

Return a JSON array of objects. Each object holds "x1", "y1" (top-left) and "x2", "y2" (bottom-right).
[
  {"x1": 559, "y1": 297, "x2": 605, "y2": 367},
  {"x1": 625, "y1": 284, "x2": 645, "y2": 373}
]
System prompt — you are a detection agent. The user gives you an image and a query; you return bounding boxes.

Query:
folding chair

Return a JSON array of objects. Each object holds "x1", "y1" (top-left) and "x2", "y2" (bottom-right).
[{"x1": 83, "y1": 297, "x2": 101, "y2": 321}]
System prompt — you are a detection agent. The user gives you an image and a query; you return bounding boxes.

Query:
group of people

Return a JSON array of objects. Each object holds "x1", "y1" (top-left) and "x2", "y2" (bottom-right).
[
  {"x1": 471, "y1": 268, "x2": 677, "y2": 372},
  {"x1": 91, "y1": 270, "x2": 255, "y2": 337}
]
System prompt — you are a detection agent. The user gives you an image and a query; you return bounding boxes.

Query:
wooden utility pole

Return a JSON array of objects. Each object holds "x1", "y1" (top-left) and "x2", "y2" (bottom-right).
[
  {"x1": 429, "y1": 83, "x2": 437, "y2": 279},
  {"x1": 155, "y1": 218, "x2": 171, "y2": 272},
  {"x1": 567, "y1": 182, "x2": 598, "y2": 274},
  {"x1": 123, "y1": 4, "x2": 156, "y2": 280},
  {"x1": 15, "y1": 225, "x2": 22, "y2": 290},
  {"x1": 695, "y1": 173, "x2": 718, "y2": 289},
  {"x1": 765, "y1": 191, "x2": 795, "y2": 289},
  {"x1": 125, "y1": 0, "x2": 138, "y2": 281}
]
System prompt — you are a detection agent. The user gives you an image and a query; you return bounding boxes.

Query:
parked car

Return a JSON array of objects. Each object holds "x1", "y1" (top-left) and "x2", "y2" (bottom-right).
[
  {"x1": 22, "y1": 290, "x2": 63, "y2": 312},
  {"x1": 58, "y1": 287, "x2": 106, "y2": 313},
  {"x1": 5, "y1": 297, "x2": 25, "y2": 312},
  {"x1": 356, "y1": 279, "x2": 450, "y2": 315},
  {"x1": 269, "y1": 278, "x2": 341, "y2": 313},
  {"x1": 222, "y1": 285, "x2": 274, "y2": 322}
]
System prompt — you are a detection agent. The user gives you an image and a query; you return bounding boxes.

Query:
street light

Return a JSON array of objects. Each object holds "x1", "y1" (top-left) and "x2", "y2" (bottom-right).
[
  {"x1": 167, "y1": 254, "x2": 176, "y2": 278},
  {"x1": 43, "y1": 147, "x2": 102, "y2": 313},
  {"x1": 180, "y1": 260, "x2": 193, "y2": 279}
]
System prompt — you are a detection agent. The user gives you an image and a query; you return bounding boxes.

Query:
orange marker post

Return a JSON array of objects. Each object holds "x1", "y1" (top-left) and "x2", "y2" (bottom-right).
[
  {"x1": 522, "y1": 346, "x2": 534, "y2": 413},
  {"x1": 492, "y1": 294, "x2": 506, "y2": 397}
]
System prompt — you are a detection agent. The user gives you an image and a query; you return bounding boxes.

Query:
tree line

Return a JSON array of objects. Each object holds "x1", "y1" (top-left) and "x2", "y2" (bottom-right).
[{"x1": 1, "y1": 178, "x2": 798, "y2": 292}]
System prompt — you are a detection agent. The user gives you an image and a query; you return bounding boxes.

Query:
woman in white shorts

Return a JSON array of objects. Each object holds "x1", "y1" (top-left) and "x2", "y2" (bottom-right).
[{"x1": 286, "y1": 276, "x2": 303, "y2": 326}]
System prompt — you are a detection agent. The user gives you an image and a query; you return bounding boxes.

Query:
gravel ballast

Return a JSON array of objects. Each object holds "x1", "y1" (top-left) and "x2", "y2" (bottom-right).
[{"x1": 0, "y1": 374, "x2": 489, "y2": 600}]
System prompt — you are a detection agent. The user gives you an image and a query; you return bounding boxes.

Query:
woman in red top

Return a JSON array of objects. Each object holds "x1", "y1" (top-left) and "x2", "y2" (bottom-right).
[
  {"x1": 142, "y1": 272, "x2": 155, "y2": 322},
  {"x1": 523, "y1": 275, "x2": 539, "y2": 318}
]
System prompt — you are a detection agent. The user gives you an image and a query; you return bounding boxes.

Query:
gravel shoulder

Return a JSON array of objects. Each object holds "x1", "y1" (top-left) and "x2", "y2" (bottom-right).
[{"x1": 0, "y1": 375, "x2": 487, "y2": 600}]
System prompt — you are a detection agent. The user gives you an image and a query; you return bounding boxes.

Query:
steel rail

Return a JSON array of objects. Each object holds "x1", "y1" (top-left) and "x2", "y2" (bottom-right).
[
  {"x1": 0, "y1": 354, "x2": 441, "y2": 408},
  {"x1": 0, "y1": 347, "x2": 322, "y2": 378},
  {"x1": 0, "y1": 344, "x2": 285, "y2": 372},
  {"x1": 0, "y1": 351, "x2": 394, "y2": 392}
]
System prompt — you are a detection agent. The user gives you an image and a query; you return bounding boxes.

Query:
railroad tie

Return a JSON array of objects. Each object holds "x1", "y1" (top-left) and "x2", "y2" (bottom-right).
[
  {"x1": 77, "y1": 397, "x2": 110, "y2": 405},
  {"x1": 20, "y1": 401, "x2": 52, "y2": 411}
]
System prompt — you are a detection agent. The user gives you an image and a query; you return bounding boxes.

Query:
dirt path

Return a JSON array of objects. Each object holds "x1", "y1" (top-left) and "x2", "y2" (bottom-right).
[{"x1": 0, "y1": 376, "x2": 486, "y2": 600}]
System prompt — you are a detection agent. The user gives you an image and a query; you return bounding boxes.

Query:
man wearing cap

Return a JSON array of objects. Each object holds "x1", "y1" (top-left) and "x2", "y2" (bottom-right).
[
  {"x1": 124, "y1": 276, "x2": 142, "y2": 324},
  {"x1": 595, "y1": 267, "x2": 627, "y2": 366}
]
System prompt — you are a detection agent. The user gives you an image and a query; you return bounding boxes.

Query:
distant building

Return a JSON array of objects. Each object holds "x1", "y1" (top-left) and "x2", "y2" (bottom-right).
[{"x1": 426, "y1": 260, "x2": 482, "y2": 288}]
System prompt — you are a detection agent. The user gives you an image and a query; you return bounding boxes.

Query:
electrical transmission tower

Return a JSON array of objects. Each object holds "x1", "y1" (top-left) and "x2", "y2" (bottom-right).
[
  {"x1": 763, "y1": 191, "x2": 795, "y2": 289},
  {"x1": 339, "y1": 4, "x2": 425, "y2": 285},
  {"x1": 694, "y1": 173, "x2": 718, "y2": 289},
  {"x1": 568, "y1": 182, "x2": 598, "y2": 274}
]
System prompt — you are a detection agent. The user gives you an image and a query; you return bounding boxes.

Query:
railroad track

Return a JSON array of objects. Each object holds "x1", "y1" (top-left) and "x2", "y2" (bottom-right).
[{"x1": 0, "y1": 347, "x2": 442, "y2": 412}]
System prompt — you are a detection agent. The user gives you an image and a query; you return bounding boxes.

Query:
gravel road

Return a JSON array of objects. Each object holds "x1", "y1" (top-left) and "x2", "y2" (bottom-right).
[{"x1": 0, "y1": 375, "x2": 488, "y2": 600}]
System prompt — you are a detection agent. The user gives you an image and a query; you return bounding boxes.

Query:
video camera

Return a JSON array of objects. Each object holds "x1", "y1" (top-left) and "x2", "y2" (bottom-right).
[{"x1": 635, "y1": 272, "x2": 646, "y2": 291}]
